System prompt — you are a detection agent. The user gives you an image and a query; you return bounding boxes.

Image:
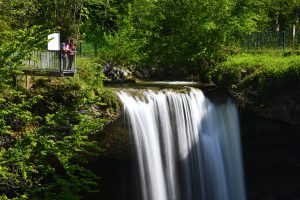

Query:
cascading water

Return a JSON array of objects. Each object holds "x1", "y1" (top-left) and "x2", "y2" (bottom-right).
[{"x1": 117, "y1": 88, "x2": 246, "y2": 200}]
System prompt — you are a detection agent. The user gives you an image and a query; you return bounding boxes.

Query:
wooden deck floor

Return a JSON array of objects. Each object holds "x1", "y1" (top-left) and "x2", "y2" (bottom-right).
[{"x1": 22, "y1": 69, "x2": 76, "y2": 77}]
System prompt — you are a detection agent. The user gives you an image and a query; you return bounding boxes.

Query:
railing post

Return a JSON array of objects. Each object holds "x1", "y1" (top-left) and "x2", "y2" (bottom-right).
[
  {"x1": 26, "y1": 74, "x2": 29, "y2": 90},
  {"x1": 59, "y1": 50, "x2": 63, "y2": 76},
  {"x1": 79, "y1": 42, "x2": 82, "y2": 57},
  {"x1": 282, "y1": 31, "x2": 285, "y2": 51},
  {"x1": 94, "y1": 43, "x2": 98, "y2": 56},
  {"x1": 74, "y1": 51, "x2": 76, "y2": 78}
]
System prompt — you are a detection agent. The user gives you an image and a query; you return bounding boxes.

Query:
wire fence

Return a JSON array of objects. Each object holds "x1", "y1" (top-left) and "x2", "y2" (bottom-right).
[
  {"x1": 76, "y1": 30, "x2": 300, "y2": 56},
  {"x1": 239, "y1": 30, "x2": 300, "y2": 51},
  {"x1": 77, "y1": 42, "x2": 101, "y2": 57}
]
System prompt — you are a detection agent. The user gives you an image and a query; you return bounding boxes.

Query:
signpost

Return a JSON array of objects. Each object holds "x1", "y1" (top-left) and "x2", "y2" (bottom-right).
[{"x1": 47, "y1": 33, "x2": 60, "y2": 51}]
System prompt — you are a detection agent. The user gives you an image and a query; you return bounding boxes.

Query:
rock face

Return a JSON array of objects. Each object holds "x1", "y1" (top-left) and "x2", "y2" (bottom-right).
[
  {"x1": 239, "y1": 89, "x2": 300, "y2": 126},
  {"x1": 233, "y1": 85, "x2": 300, "y2": 199},
  {"x1": 98, "y1": 112, "x2": 133, "y2": 159},
  {"x1": 103, "y1": 64, "x2": 153, "y2": 83},
  {"x1": 240, "y1": 111, "x2": 300, "y2": 200},
  {"x1": 103, "y1": 64, "x2": 135, "y2": 83}
]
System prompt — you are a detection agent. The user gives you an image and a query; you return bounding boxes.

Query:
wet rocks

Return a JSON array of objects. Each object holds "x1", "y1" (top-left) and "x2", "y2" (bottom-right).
[{"x1": 103, "y1": 63, "x2": 153, "y2": 83}]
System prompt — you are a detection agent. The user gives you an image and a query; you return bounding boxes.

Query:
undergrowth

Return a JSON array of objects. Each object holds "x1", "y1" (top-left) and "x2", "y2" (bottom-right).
[{"x1": 211, "y1": 53, "x2": 300, "y2": 103}]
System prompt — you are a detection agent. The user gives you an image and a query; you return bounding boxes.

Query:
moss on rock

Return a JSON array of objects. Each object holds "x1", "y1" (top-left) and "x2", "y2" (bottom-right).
[{"x1": 211, "y1": 53, "x2": 300, "y2": 125}]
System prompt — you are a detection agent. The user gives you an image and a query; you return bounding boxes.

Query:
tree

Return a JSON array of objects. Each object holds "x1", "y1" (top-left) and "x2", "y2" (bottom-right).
[
  {"x1": 0, "y1": 0, "x2": 87, "y2": 41},
  {"x1": 30, "y1": 0, "x2": 85, "y2": 41},
  {"x1": 81, "y1": 0, "x2": 118, "y2": 43},
  {"x1": 0, "y1": 0, "x2": 36, "y2": 29},
  {"x1": 111, "y1": 0, "x2": 267, "y2": 80},
  {"x1": 0, "y1": 26, "x2": 107, "y2": 199}
]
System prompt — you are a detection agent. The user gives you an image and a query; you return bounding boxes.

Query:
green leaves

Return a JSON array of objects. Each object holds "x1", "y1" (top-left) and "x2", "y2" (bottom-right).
[
  {"x1": 0, "y1": 24, "x2": 115, "y2": 198},
  {"x1": 0, "y1": 1, "x2": 121, "y2": 200},
  {"x1": 0, "y1": 84, "x2": 110, "y2": 199},
  {"x1": 0, "y1": 26, "x2": 50, "y2": 89},
  {"x1": 95, "y1": 0, "x2": 269, "y2": 80},
  {"x1": 211, "y1": 53, "x2": 300, "y2": 104}
]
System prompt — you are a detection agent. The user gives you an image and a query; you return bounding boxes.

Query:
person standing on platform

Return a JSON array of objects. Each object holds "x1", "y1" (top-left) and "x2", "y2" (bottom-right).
[
  {"x1": 67, "y1": 40, "x2": 76, "y2": 70},
  {"x1": 60, "y1": 42, "x2": 67, "y2": 70}
]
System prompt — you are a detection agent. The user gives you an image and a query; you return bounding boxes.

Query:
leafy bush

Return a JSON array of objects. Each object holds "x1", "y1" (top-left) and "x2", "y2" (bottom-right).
[
  {"x1": 0, "y1": 28, "x2": 121, "y2": 199},
  {"x1": 211, "y1": 53, "x2": 300, "y2": 102}
]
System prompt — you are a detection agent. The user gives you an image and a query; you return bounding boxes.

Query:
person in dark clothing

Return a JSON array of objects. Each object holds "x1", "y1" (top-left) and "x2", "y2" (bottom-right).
[{"x1": 60, "y1": 42, "x2": 67, "y2": 70}]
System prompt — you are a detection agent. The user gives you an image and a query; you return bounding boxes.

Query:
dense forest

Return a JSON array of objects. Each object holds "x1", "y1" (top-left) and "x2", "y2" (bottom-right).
[{"x1": 1, "y1": 0, "x2": 300, "y2": 199}]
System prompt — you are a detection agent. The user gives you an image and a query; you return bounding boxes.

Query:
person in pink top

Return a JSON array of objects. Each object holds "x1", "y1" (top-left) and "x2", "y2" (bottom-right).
[{"x1": 67, "y1": 40, "x2": 76, "y2": 70}]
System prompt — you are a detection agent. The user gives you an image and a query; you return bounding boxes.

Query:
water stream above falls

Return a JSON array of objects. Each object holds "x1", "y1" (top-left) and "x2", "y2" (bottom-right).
[{"x1": 117, "y1": 87, "x2": 246, "y2": 200}]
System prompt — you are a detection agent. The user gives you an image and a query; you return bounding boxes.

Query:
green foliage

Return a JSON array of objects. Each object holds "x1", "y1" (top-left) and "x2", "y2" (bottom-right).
[
  {"x1": 76, "y1": 57, "x2": 106, "y2": 91},
  {"x1": 0, "y1": 84, "x2": 105, "y2": 199},
  {"x1": 0, "y1": 26, "x2": 50, "y2": 87},
  {"x1": 0, "y1": 24, "x2": 119, "y2": 199},
  {"x1": 0, "y1": 0, "x2": 35, "y2": 29},
  {"x1": 0, "y1": 26, "x2": 49, "y2": 140},
  {"x1": 31, "y1": 0, "x2": 85, "y2": 40},
  {"x1": 0, "y1": 0, "x2": 86, "y2": 40},
  {"x1": 0, "y1": 74, "x2": 119, "y2": 199},
  {"x1": 147, "y1": 0, "x2": 268, "y2": 67},
  {"x1": 87, "y1": 0, "x2": 270, "y2": 80},
  {"x1": 263, "y1": 0, "x2": 300, "y2": 26},
  {"x1": 0, "y1": 19, "x2": 10, "y2": 32},
  {"x1": 81, "y1": 3, "x2": 147, "y2": 68},
  {"x1": 81, "y1": 0, "x2": 119, "y2": 43},
  {"x1": 2, "y1": 0, "x2": 300, "y2": 197},
  {"x1": 141, "y1": 0, "x2": 233, "y2": 66},
  {"x1": 211, "y1": 53, "x2": 300, "y2": 102},
  {"x1": 77, "y1": 0, "x2": 300, "y2": 81}
]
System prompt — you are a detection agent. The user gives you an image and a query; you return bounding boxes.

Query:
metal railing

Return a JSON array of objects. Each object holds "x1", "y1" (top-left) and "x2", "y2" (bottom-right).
[
  {"x1": 23, "y1": 51, "x2": 60, "y2": 71},
  {"x1": 22, "y1": 51, "x2": 76, "y2": 75}
]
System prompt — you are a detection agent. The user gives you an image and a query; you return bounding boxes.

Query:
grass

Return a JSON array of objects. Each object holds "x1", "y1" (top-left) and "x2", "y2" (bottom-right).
[{"x1": 211, "y1": 52, "x2": 300, "y2": 102}]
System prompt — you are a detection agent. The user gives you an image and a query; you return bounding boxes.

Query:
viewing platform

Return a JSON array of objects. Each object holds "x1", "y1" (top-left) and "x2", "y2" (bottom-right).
[{"x1": 21, "y1": 50, "x2": 76, "y2": 77}]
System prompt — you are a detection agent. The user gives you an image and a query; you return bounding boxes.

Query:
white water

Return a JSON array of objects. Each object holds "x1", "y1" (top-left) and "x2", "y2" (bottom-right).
[{"x1": 118, "y1": 88, "x2": 246, "y2": 200}]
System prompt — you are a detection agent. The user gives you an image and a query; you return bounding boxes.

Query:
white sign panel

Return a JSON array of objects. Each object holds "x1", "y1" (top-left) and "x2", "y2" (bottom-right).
[{"x1": 47, "y1": 33, "x2": 60, "y2": 51}]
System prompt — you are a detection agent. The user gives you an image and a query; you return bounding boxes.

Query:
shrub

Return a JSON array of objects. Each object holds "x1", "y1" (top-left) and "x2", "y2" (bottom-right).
[{"x1": 211, "y1": 53, "x2": 300, "y2": 102}]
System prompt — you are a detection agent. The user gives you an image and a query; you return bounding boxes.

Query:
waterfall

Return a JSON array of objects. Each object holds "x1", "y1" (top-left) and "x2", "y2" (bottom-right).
[{"x1": 117, "y1": 88, "x2": 246, "y2": 200}]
